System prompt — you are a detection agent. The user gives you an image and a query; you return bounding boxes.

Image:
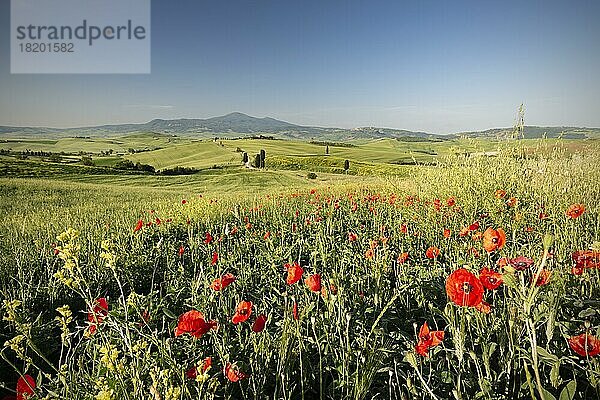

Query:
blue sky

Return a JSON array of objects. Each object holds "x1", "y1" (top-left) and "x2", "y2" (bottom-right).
[{"x1": 1, "y1": 0, "x2": 599, "y2": 133}]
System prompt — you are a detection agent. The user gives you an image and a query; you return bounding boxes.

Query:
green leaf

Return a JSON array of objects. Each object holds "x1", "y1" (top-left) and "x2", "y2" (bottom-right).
[
  {"x1": 540, "y1": 386, "x2": 556, "y2": 400},
  {"x1": 550, "y1": 359, "x2": 561, "y2": 388},
  {"x1": 441, "y1": 371, "x2": 453, "y2": 384},
  {"x1": 404, "y1": 351, "x2": 417, "y2": 368},
  {"x1": 502, "y1": 272, "x2": 518, "y2": 290},
  {"x1": 543, "y1": 233, "x2": 555, "y2": 251},
  {"x1": 537, "y1": 346, "x2": 559, "y2": 365},
  {"x1": 559, "y1": 380, "x2": 577, "y2": 400},
  {"x1": 487, "y1": 342, "x2": 498, "y2": 358},
  {"x1": 578, "y1": 308, "x2": 596, "y2": 318},
  {"x1": 162, "y1": 307, "x2": 177, "y2": 319}
]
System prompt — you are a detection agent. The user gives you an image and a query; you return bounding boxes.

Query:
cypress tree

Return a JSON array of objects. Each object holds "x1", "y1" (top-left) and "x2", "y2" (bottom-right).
[{"x1": 260, "y1": 149, "x2": 266, "y2": 168}]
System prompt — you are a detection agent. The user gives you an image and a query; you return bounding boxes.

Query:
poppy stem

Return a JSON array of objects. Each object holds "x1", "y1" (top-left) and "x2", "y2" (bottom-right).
[
  {"x1": 409, "y1": 360, "x2": 440, "y2": 400},
  {"x1": 526, "y1": 317, "x2": 546, "y2": 400}
]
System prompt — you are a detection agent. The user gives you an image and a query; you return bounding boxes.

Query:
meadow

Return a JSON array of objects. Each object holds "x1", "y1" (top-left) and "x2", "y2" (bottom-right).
[{"x1": 1, "y1": 136, "x2": 599, "y2": 399}]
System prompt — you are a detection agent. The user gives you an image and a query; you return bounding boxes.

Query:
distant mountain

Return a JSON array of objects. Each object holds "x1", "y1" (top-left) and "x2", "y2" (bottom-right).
[
  {"x1": 457, "y1": 126, "x2": 600, "y2": 139},
  {"x1": 124, "y1": 112, "x2": 316, "y2": 134},
  {"x1": 0, "y1": 113, "x2": 598, "y2": 140},
  {"x1": 0, "y1": 112, "x2": 325, "y2": 138}
]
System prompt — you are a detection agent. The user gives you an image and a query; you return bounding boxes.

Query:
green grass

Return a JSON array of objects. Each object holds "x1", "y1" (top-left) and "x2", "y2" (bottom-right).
[
  {"x1": 0, "y1": 133, "x2": 186, "y2": 154},
  {"x1": 1, "y1": 139, "x2": 600, "y2": 399},
  {"x1": 126, "y1": 141, "x2": 241, "y2": 170},
  {"x1": 5, "y1": 134, "x2": 599, "y2": 178},
  {"x1": 0, "y1": 156, "x2": 384, "y2": 192}
]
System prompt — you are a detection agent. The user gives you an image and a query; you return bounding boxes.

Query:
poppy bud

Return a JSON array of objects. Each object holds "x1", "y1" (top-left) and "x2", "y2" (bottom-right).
[{"x1": 543, "y1": 233, "x2": 554, "y2": 251}]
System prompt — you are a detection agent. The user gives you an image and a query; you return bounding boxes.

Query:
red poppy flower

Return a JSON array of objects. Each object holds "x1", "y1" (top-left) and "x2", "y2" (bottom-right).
[
  {"x1": 187, "y1": 357, "x2": 212, "y2": 379},
  {"x1": 305, "y1": 274, "x2": 322, "y2": 292},
  {"x1": 87, "y1": 297, "x2": 108, "y2": 334},
  {"x1": 572, "y1": 250, "x2": 600, "y2": 270},
  {"x1": 568, "y1": 333, "x2": 600, "y2": 357},
  {"x1": 320, "y1": 286, "x2": 329, "y2": 299},
  {"x1": 204, "y1": 232, "x2": 213, "y2": 244},
  {"x1": 88, "y1": 297, "x2": 108, "y2": 323},
  {"x1": 479, "y1": 268, "x2": 503, "y2": 290},
  {"x1": 475, "y1": 301, "x2": 491, "y2": 314},
  {"x1": 134, "y1": 220, "x2": 143, "y2": 232},
  {"x1": 16, "y1": 375, "x2": 35, "y2": 400},
  {"x1": 365, "y1": 248, "x2": 375, "y2": 259},
  {"x1": 232, "y1": 301, "x2": 252, "y2": 324},
  {"x1": 175, "y1": 310, "x2": 217, "y2": 338},
  {"x1": 534, "y1": 269, "x2": 552, "y2": 286},
  {"x1": 442, "y1": 229, "x2": 451, "y2": 239},
  {"x1": 202, "y1": 357, "x2": 212, "y2": 373},
  {"x1": 230, "y1": 226, "x2": 238, "y2": 235},
  {"x1": 210, "y1": 273, "x2": 236, "y2": 291},
  {"x1": 497, "y1": 257, "x2": 509, "y2": 269},
  {"x1": 285, "y1": 262, "x2": 304, "y2": 284},
  {"x1": 224, "y1": 363, "x2": 248, "y2": 382},
  {"x1": 445, "y1": 268, "x2": 484, "y2": 307},
  {"x1": 186, "y1": 366, "x2": 197, "y2": 379},
  {"x1": 469, "y1": 221, "x2": 480, "y2": 231},
  {"x1": 178, "y1": 245, "x2": 185, "y2": 256},
  {"x1": 329, "y1": 284, "x2": 338, "y2": 295},
  {"x1": 252, "y1": 314, "x2": 267, "y2": 333},
  {"x1": 566, "y1": 203, "x2": 585, "y2": 219},
  {"x1": 400, "y1": 224, "x2": 408, "y2": 234},
  {"x1": 446, "y1": 197, "x2": 456, "y2": 207},
  {"x1": 211, "y1": 252, "x2": 219, "y2": 265},
  {"x1": 348, "y1": 232, "x2": 358, "y2": 242},
  {"x1": 397, "y1": 252, "x2": 409, "y2": 264},
  {"x1": 415, "y1": 322, "x2": 444, "y2": 357},
  {"x1": 506, "y1": 197, "x2": 518, "y2": 207},
  {"x1": 181, "y1": 199, "x2": 187, "y2": 204},
  {"x1": 425, "y1": 246, "x2": 440, "y2": 259},
  {"x1": 494, "y1": 189, "x2": 506, "y2": 198},
  {"x1": 509, "y1": 256, "x2": 534, "y2": 271},
  {"x1": 482, "y1": 228, "x2": 506, "y2": 253},
  {"x1": 571, "y1": 265, "x2": 584, "y2": 275},
  {"x1": 264, "y1": 231, "x2": 271, "y2": 240}
]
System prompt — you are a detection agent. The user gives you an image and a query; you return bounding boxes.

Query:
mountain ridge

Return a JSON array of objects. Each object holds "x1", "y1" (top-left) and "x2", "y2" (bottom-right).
[{"x1": 1, "y1": 112, "x2": 599, "y2": 140}]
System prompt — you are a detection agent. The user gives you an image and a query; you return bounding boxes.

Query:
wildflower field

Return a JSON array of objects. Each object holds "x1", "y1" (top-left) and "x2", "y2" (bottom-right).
[{"x1": 1, "y1": 141, "x2": 600, "y2": 399}]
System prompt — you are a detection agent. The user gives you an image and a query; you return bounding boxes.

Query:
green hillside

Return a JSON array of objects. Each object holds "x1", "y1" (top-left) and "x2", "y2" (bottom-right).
[
  {"x1": 126, "y1": 141, "x2": 240, "y2": 170},
  {"x1": 0, "y1": 133, "x2": 183, "y2": 154},
  {"x1": 126, "y1": 137, "x2": 504, "y2": 171},
  {"x1": 4, "y1": 134, "x2": 599, "y2": 181}
]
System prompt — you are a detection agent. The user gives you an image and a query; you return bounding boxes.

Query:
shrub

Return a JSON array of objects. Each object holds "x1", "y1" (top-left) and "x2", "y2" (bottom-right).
[{"x1": 80, "y1": 156, "x2": 94, "y2": 166}]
